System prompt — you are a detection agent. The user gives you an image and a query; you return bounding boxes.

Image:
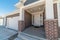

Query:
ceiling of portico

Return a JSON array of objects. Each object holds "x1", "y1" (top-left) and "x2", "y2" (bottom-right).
[
  {"x1": 25, "y1": 0, "x2": 57, "y2": 14},
  {"x1": 25, "y1": 4, "x2": 45, "y2": 14}
]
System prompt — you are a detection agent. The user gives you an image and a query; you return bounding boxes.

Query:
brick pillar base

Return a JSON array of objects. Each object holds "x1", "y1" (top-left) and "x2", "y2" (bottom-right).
[
  {"x1": 18, "y1": 21, "x2": 25, "y2": 31},
  {"x1": 44, "y1": 19, "x2": 58, "y2": 40}
]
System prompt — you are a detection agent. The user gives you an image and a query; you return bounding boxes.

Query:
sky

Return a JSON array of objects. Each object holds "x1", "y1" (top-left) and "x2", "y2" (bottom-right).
[{"x1": 0, "y1": 0, "x2": 19, "y2": 16}]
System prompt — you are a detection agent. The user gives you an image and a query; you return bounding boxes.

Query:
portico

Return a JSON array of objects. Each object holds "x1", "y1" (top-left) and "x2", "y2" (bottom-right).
[{"x1": 15, "y1": 0, "x2": 59, "y2": 40}]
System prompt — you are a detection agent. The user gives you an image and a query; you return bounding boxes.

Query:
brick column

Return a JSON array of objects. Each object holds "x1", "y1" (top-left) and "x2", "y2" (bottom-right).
[
  {"x1": 18, "y1": 7, "x2": 25, "y2": 32},
  {"x1": 44, "y1": 19, "x2": 58, "y2": 40},
  {"x1": 45, "y1": 0, "x2": 58, "y2": 40},
  {"x1": 18, "y1": 21, "x2": 25, "y2": 31}
]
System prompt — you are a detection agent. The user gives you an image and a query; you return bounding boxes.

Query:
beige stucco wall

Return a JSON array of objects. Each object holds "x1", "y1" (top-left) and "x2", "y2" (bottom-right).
[{"x1": 57, "y1": 3, "x2": 60, "y2": 27}]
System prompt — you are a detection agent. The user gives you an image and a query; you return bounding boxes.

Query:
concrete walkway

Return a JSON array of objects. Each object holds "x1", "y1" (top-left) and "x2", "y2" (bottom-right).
[
  {"x1": 14, "y1": 26, "x2": 46, "y2": 40},
  {"x1": 14, "y1": 32, "x2": 47, "y2": 40},
  {"x1": 0, "y1": 26, "x2": 17, "y2": 40},
  {"x1": 23, "y1": 26, "x2": 46, "y2": 38}
]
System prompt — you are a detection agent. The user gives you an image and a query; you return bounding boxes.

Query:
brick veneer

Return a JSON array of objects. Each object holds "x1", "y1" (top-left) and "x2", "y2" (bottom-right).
[
  {"x1": 44, "y1": 19, "x2": 58, "y2": 40},
  {"x1": 18, "y1": 21, "x2": 25, "y2": 31}
]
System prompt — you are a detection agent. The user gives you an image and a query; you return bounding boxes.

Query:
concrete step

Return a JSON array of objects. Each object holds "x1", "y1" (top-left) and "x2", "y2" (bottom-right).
[
  {"x1": 15, "y1": 32, "x2": 46, "y2": 40},
  {"x1": 14, "y1": 38, "x2": 23, "y2": 40},
  {"x1": 58, "y1": 38, "x2": 60, "y2": 40}
]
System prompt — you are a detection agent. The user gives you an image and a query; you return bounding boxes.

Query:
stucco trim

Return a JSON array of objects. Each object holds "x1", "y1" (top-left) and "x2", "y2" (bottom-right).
[{"x1": 6, "y1": 13, "x2": 19, "y2": 18}]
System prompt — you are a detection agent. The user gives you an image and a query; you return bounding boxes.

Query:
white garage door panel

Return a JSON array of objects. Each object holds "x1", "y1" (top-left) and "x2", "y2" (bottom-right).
[
  {"x1": 7, "y1": 16, "x2": 19, "y2": 30},
  {"x1": 0, "y1": 19, "x2": 3, "y2": 26}
]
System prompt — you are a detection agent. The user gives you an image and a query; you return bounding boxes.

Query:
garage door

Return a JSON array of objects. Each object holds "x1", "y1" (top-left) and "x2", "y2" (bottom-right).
[
  {"x1": 7, "y1": 16, "x2": 19, "y2": 30},
  {"x1": 0, "y1": 19, "x2": 3, "y2": 26}
]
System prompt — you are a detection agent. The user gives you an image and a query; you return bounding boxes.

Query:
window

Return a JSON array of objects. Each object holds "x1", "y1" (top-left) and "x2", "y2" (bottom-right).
[{"x1": 53, "y1": 3, "x2": 58, "y2": 19}]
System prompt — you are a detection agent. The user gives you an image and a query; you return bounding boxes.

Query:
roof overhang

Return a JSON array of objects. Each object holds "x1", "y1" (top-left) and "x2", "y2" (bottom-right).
[
  {"x1": 5, "y1": 9, "x2": 20, "y2": 18},
  {"x1": 0, "y1": 16, "x2": 3, "y2": 19},
  {"x1": 23, "y1": 0, "x2": 45, "y2": 10},
  {"x1": 15, "y1": 2, "x2": 24, "y2": 8},
  {"x1": 15, "y1": 0, "x2": 58, "y2": 9},
  {"x1": 23, "y1": 0, "x2": 58, "y2": 10},
  {"x1": 15, "y1": 0, "x2": 27, "y2": 8}
]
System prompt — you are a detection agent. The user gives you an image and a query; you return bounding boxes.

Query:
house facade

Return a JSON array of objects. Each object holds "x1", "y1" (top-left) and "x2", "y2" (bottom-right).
[{"x1": 3, "y1": 0, "x2": 60, "y2": 40}]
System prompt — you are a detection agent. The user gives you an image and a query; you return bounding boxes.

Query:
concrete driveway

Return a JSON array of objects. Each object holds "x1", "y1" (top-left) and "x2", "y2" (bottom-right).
[{"x1": 0, "y1": 26, "x2": 17, "y2": 40}]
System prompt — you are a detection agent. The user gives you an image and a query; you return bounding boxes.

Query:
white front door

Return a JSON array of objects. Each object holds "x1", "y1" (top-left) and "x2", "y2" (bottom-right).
[{"x1": 34, "y1": 13, "x2": 40, "y2": 26}]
